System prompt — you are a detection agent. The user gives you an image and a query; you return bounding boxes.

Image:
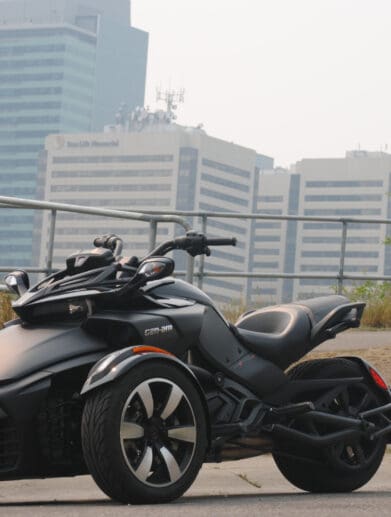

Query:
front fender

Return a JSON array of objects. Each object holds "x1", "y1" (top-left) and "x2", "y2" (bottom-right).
[
  {"x1": 81, "y1": 346, "x2": 209, "y2": 412},
  {"x1": 80, "y1": 347, "x2": 211, "y2": 443}
]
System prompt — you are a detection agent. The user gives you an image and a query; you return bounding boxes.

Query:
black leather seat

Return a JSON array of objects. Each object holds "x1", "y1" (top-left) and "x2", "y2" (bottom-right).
[
  {"x1": 291, "y1": 295, "x2": 349, "y2": 325},
  {"x1": 235, "y1": 295, "x2": 350, "y2": 370}
]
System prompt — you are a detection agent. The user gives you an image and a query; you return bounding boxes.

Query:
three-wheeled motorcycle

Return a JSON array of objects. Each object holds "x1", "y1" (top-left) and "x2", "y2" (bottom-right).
[{"x1": 1, "y1": 232, "x2": 390, "y2": 504}]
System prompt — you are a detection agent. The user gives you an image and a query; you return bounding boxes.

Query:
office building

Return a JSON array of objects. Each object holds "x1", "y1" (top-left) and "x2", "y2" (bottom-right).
[
  {"x1": 0, "y1": 0, "x2": 148, "y2": 266},
  {"x1": 38, "y1": 109, "x2": 273, "y2": 303},
  {"x1": 250, "y1": 151, "x2": 391, "y2": 303}
]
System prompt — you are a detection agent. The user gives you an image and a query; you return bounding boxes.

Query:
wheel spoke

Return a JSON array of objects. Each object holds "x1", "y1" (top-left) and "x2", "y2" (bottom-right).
[
  {"x1": 357, "y1": 393, "x2": 370, "y2": 412},
  {"x1": 137, "y1": 382, "x2": 154, "y2": 419},
  {"x1": 339, "y1": 388, "x2": 350, "y2": 412},
  {"x1": 135, "y1": 446, "x2": 154, "y2": 482},
  {"x1": 120, "y1": 422, "x2": 144, "y2": 440},
  {"x1": 160, "y1": 385, "x2": 183, "y2": 421},
  {"x1": 167, "y1": 425, "x2": 196, "y2": 443},
  {"x1": 158, "y1": 446, "x2": 182, "y2": 482}
]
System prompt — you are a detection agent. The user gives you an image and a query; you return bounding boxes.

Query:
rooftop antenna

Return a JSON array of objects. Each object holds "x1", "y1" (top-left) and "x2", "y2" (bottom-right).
[{"x1": 156, "y1": 87, "x2": 185, "y2": 121}]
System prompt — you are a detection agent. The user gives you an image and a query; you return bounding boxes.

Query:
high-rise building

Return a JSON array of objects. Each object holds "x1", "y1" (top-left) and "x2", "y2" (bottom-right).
[
  {"x1": 250, "y1": 151, "x2": 391, "y2": 303},
  {"x1": 37, "y1": 109, "x2": 273, "y2": 304},
  {"x1": 0, "y1": 0, "x2": 148, "y2": 267}
]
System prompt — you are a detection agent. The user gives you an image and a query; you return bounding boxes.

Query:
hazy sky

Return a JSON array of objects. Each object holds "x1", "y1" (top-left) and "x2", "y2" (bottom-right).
[{"x1": 133, "y1": 0, "x2": 391, "y2": 167}]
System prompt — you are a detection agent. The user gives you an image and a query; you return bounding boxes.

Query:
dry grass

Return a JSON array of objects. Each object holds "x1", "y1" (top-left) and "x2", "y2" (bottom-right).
[
  {"x1": 361, "y1": 298, "x2": 391, "y2": 328},
  {"x1": 0, "y1": 292, "x2": 15, "y2": 329},
  {"x1": 347, "y1": 282, "x2": 391, "y2": 328},
  {"x1": 221, "y1": 300, "x2": 250, "y2": 323}
]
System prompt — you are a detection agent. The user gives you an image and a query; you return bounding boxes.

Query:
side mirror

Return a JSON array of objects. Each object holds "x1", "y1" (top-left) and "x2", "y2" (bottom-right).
[
  {"x1": 136, "y1": 257, "x2": 174, "y2": 282},
  {"x1": 4, "y1": 270, "x2": 30, "y2": 296}
]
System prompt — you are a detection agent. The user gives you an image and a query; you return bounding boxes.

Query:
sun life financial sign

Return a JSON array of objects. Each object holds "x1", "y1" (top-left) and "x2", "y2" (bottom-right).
[{"x1": 66, "y1": 140, "x2": 120, "y2": 148}]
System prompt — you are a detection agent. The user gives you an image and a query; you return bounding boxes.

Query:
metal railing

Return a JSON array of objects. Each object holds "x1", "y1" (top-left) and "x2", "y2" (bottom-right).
[{"x1": 1, "y1": 195, "x2": 391, "y2": 296}]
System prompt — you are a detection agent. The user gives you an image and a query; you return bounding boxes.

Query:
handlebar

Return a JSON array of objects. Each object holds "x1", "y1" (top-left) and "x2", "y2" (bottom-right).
[
  {"x1": 92, "y1": 232, "x2": 236, "y2": 264},
  {"x1": 145, "y1": 232, "x2": 237, "y2": 259}
]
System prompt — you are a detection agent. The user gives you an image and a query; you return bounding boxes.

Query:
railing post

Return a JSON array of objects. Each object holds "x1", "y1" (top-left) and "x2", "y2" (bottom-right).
[
  {"x1": 46, "y1": 209, "x2": 57, "y2": 274},
  {"x1": 338, "y1": 220, "x2": 348, "y2": 294},
  {"x1": 186, "y1": 255, "x2": 195, "y2": 284},
  {"x1": 197, "y1": 214, "x2": 207, "y2": 289},
  {"x1": 149, "y1": 220, "x2": 158, "y2": 252}
]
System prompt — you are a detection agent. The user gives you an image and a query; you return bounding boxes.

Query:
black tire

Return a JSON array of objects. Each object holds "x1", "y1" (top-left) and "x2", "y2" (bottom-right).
[
  {"x1": 81, "y1": 360, "x2": 208, "y2": 504},
  {"x1": 273, "y1": 358, "x2": 387, "y2": 493}
]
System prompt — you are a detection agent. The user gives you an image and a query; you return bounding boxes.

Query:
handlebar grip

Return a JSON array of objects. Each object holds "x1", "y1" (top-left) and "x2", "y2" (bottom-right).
[
  {"x1": 93, "y1": 236, "x2": 107, "y2": 247},
  {"x1": 93, "y1": 235, "x2": 123, "y2": 256},
  {"x1": 206, "y1": 238, "x2": 237, "y2": 246}
]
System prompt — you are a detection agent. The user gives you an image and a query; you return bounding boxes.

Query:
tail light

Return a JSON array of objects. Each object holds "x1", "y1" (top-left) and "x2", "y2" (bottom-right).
[{"x1": 369, "y1": 367, "x2": 389, "y2": 391}]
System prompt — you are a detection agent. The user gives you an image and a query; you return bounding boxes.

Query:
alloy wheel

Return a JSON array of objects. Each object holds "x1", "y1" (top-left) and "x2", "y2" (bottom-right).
[
  {"x1": 325, "y1": 383, "x2": 384, "y2": 470},
  {"x1": 120, "y1": 377, "x2": 197, "y2": 487}
]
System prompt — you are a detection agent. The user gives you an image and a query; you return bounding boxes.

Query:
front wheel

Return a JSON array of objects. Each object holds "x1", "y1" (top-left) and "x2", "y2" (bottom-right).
[
  {"x1": 81, "y1": 361, "x2": 208, "y2": 504},
  {"x1": 273, "y1": 358, "x2": 387, "y2": 493}
]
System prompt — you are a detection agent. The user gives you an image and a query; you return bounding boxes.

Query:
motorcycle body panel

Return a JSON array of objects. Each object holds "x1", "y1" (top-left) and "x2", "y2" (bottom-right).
[
  {"x1": 146, "y1": 278, "x2": 217, "y2": 308},
  {"x1": 196, "y1": 306, "x2": 288, "y2": 396},
  {"x1": 83, "y1": 303, "x2": 206, "y2": 357},
  {"x1": 0, "y1": 323, "x2": 107, "y2": 383}
]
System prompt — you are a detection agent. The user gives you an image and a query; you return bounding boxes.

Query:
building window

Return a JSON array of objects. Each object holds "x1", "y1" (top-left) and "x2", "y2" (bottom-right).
[
  {"x1": 201, "y1": 172, "x2": 249, "y2": 193},
  {"x1": 305, "y1": 180, "x2": 383, "y2": 188},
  {"x1": 202, "y1": 158, "x2": 250, "y2": 179},
  {"x1": 51, "y1": 184, "x2": 171, "y2": 193},
  {"x1": 304, "y1": 209, "x2": 382, "y2": 216},
  {"x1": 52, "y1": 169, "x2": 172, "y2": 178},
  {"x1": 305, "y1": 194, "x2": 383, "y2": 202},
  {"x1": 301, "y1": 251, "x2": 379, "y2": 258},
  {"x1": 53, "y1": 154, "x2": 174, "y2": 164},
  {"x1": 255, "y1": 222, "x2": 282, "y2": 229},
  {"x1": 200, "y1": 187, "x2": 248, "y2": 207},
  {"x1": 253, "y1": 261, "x2": 279, "y2": 268}
]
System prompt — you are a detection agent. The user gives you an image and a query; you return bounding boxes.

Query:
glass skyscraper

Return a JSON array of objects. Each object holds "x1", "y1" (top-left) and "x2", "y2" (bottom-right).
[{"x1": 0, "y1": 0, "x2": 148, "y2": 267}]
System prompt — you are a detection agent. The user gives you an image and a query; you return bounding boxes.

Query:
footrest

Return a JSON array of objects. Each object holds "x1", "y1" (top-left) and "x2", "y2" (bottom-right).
[{"x1": 270, "y1": 401, "x2": 314, "y2": 417}]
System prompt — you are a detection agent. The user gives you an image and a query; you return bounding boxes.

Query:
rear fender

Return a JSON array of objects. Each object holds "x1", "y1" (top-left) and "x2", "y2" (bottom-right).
[
  {"x1": 80, "y1": 346, "x2": 210, "y2": 438},
  {"x1": 341, "y1": 356, "x2": 391, "y2": 402}
]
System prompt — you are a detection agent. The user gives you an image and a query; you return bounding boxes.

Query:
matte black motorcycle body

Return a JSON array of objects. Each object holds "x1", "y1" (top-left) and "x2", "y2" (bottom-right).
[{"x1": 1, "y1": 232, "x2": 391, "y2": 504}]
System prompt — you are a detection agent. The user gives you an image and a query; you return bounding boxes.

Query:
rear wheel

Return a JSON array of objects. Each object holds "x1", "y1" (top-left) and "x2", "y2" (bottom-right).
[
  {"x1": 82, "y1": 361, "x2": 208, "y2": 504},
  {"x1": 273, "y1": 358, "x2": 387, "y2": 493}
]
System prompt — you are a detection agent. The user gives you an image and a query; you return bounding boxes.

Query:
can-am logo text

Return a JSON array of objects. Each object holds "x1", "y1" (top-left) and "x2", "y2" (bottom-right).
[{"x1": 144, "y1": 325, "x2": 173, "y2": 337}]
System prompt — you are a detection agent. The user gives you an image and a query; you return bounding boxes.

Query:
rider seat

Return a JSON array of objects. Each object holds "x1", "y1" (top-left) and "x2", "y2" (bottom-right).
[{"x1": 235, "y1": 295, "x2": 351, "y2": 370}]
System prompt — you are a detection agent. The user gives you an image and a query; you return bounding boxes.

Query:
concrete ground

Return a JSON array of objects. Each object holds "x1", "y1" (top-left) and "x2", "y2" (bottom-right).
[
  {"x1": 0, "y1": 455, "x2": 390, "y2": 516},
  {"x1": 318, "y1": 329, "x2": 391, "y2": 352},
  {"x1": 1, "y1": 330, "x2": 390, "y2": 515}
]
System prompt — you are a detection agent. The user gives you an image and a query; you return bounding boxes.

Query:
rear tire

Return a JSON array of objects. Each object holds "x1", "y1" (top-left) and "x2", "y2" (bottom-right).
[
  {"x1": 273, "y1": 358, "x2": 386, "y2": 493},
  {"x1": 82, "y1": 361, "x2": 207, "y2": 504}
]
